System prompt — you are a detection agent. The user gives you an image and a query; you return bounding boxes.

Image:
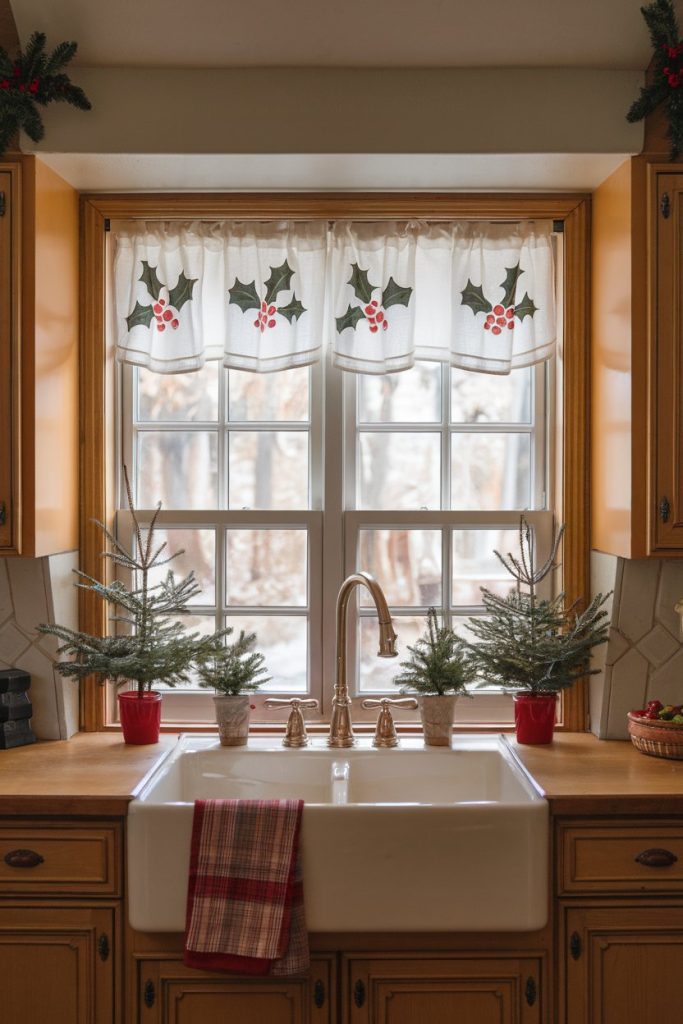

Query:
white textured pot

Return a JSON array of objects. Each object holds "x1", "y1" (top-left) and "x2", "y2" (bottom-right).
[
  {"x1": 213, "y1": 694, "x2": 251, "y2": 746},
  {"x1": 418, "y1": 694, "x2": 458, "y2": 747}
]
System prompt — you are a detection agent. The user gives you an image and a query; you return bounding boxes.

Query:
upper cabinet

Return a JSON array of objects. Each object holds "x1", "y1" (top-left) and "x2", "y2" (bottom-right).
[
  {"x1": 592, "y1": 157, "x2": 683, "y2": 558},
  {"x1": 0, "y1": 156, "x2": 79, "y2": 557}
]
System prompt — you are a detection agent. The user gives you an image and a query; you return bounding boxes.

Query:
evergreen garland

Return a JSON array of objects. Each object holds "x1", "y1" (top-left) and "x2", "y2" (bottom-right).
[
  {"x1": 467, "y1": 518, "x2": 610, "y2": 695},
  {"x1": 627, "y1": 0, "x2": 683, "y2": 157},
  {"x1": 197, "y1": 629, "x2": 271, "y2": 696},
  {"x1": 394, "y1": 607, "x2": 474, "y2": 696},
  {"x1": 0, "y1": 31, "x2": 91, "y2": 156},
  {"x1": 38, "y1": 468, "x2": 229, "y2": 697}
]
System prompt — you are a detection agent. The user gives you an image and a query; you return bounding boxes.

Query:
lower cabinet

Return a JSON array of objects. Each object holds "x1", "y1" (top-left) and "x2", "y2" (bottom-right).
[
  {"x1": 344, "y1": 955, "x2": 542, "y2": 1024},
  {"x1": 563, "y1": 904, "x2": 683, "y2": 1024},
  {"x1": 136, "y1": 954, "x2": 335, "y2": 1024},
  {"x1": 0, "y1": 904, "x2": 116, "y2": 1024}
]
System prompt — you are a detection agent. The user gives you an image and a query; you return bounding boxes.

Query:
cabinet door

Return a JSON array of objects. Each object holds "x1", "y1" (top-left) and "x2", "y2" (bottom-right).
[
  {"x1": 345, "y1": 955, "x2": 542, "y2": 1024},
  {"x1": 0, "y1": 166, "x2": 19, "y2": 553},
  {"x1": 564, "y1": 904, "x2": 683, "y2": 1024},
  {"x1": 654, "y1": 173, "x2": 683, "y2": 551},
  {"x1": 137, "y1": 955, "x2": 334, "y2": 1024},
  {"x1": 0, "y1": 904, "x2": 115, "y2": 1024}
]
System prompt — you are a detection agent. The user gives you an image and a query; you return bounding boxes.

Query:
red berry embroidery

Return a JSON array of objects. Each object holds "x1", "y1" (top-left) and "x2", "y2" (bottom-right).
[
  {"x1": 159, "y1": 298, "x2": 166, "y2": 306},
  {"x1": 493, "y1": 304, "x2": 504, "y2": 316},
  {"x1": 153, "y1": 303, "x2": 162, "y2": 315},
  {"x1": 268, "y1": 318, "x2": 276, "y2": 328},
  {"x1": 382, "y1": 321, "x2": 388, "y2": 331},
  {"x1": 371, "y1": 299, "x2": 378, "y2": 308},
  {"x1": 492, "y1": 326, "x2": 501, "y2": 335},
  {"x1": 171, "y1": 318, "x2": 179, "y2": 329},
  {"x1": 505, "y1": 307, "x2": 514, "y2": 319},
  {"x1": 484, "y1": 322, "x2": 491, "y2": 331},
  {"x1": 365, "y1": 305, "x2": 374, "y2": 315},
  {"x1": 369, "y1": 324, "x2": 378, "y2": 333},
  {"x1": 507, "y1": 321, "x2": 514, "y2": 330},
  {"x1": 157, "y1": 323, "x2": 166, "y2": 332},
  {"x1": 162, "y1": 309, "x2": 173, "y2": 322}
]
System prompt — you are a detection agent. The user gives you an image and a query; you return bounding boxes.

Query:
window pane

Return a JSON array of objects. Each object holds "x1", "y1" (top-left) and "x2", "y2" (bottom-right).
[
  {"x1": 137, "y1": 363, "x2": 219, "y2": 422},
  {"x1": 358, "y1": 433, "x2": 441, "y2": 510},
  {"x1": 226, "y1": 614, "x2": 307, "y2": 693},
  {"x1": 450, "y1": 433, "x2": 531, "y2": 510},
  {"x1": 229, "y1": 432, "x2": 309, "y2": 509},
  {"x1": 451, "y1": 529, "x2": 521, "y2": 606},
  {"x1": 358, "y1": 529, "x2": 441, "y2": 606},
  {"x1": 358, "y1": 615, "x2": 425, "y2": 693},
  {"x1": 226, "y1": 529, "x2": 307, "y2": 607},
  {"x1": 358, "y1": 363, "x2": 441, "y2": 423},
  {"x1": 450, "y1": 367, "x2": 532, "y2": 424},
  {"x1": 229, "y1": 367, "x2": 309, "y2": 422},
  {"x1": 140, "y1": 528, "x2": 215, "y2": 606},
  {"x1": 137, "y1": 431, "x2": 218, "y2": 509}
]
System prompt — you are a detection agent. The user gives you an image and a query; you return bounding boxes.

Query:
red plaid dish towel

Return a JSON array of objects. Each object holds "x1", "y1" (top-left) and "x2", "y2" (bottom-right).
[{"x1": 184, "y1": 799, "x2": 309, "y2": 976}]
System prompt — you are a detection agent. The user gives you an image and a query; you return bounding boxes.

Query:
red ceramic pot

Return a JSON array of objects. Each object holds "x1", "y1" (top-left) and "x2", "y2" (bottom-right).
[
  {"x1": 513, "y1": 693, "x2": 558, "y2": 745},
  {"x1": 117, "y1": 690, "x2": 162, "y2": 744}
]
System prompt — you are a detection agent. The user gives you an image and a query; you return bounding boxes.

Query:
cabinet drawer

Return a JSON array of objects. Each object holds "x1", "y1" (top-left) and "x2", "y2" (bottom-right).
[
  {"x1": 559, "y1": 823, "x2": 683, "y2": 894},
  {"x1": 0, "y1": 825, "x2": 120, "y2": 895}
]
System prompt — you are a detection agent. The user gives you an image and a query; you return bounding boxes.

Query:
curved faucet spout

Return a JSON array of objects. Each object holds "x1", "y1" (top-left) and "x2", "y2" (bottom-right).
[{"x1": 328, "y1": 571, "x2": 398, "y2": 749}]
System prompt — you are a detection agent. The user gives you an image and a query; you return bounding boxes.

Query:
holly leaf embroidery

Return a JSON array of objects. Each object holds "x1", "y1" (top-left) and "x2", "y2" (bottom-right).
[
  {"x1": 125, "y1": 300, "x2": 154, "y2": 332},
  {"x1": 264, "y1": 260, "x2": 295, "y2": 305},
  {"x1": 382, "y1": 277, "x2": 412, "y2": 310},
  {"x1": 514, "y1": 292, "x2": 538, "y2": 321},
  {"x1": 336, "y1": 304, "x2": 366, "y2": 333},
  {"x1": 500, "y1": 264, "x2": 523, "y2": 308},
  {"x1": 138, "y1": 261, "x2": 163, "y2": 302},
  {"x1": 278, "y1": 294, "x2": 307, "y2": 323},
  {"x1": 461, "y1": 280, "x2": 493, "y2": 316},
  {"x1": 348, "y1": 263, "x2": 375, "y2": 305},
  {"x1": 169, "y1": 271, "x2": 197, "y2": 312},
  {"x1": 228, "y1": 278, "x2": 261, "y2": 313}
]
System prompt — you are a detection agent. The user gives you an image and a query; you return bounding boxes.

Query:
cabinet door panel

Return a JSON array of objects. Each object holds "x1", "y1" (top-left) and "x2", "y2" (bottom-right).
[
  {"x1": 654, "y1": 173, "x2": 683, "y2": 551},
  {"x1": 564, "y1": 905, "x2": 683, "y2": 1024},
  {"x1": 346, "y1": 956, "x2": 541, "y2": 1024},
  {"x1": 0, "y1": 166, "x2": 19, "y2": 553},
  {"x1": 0, "y1": 905, "x2": 115, "y2": 1024},
  {"x1": 138, "y1": 955, "x2": 333, "y2": 1024}
]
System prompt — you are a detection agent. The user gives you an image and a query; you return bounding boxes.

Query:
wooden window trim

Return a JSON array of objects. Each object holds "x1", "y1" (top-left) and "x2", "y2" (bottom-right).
[{"x1": 79, "y1": 191, "x2": 591, "y2": 732}]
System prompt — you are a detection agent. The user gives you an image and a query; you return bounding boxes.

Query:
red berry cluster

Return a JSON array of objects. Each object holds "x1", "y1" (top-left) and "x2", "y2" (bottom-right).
[
  {"x1": 484, "y1": 304, "x2": 515, "y2": 335},
  {"x1": 662, "y1": 42, "x2": 683, "y2": 87},
  {"x1": 631, "y1": 699, "x2": 683, "y2": 723},
  {"x1": 0, "y1": 64, "x2": 40, "y2": 93},
  {"x1": 364, "y1": 299, "x2": 388, "y2": 333},
  {"x1": 253, "y1": 300, "x2": 277, "y2": 333},
  {"x1": 152, "y1": 297, "x2": 179, "y2": 332}
]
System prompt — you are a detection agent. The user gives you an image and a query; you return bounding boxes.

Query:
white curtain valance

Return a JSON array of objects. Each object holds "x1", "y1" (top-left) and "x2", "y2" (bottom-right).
[{"x1": 114, "y1": 220, "x2": 555, "y2": 376}]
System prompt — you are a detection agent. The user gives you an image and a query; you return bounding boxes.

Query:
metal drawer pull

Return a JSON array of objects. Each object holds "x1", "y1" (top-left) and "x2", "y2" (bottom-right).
[
  {"x1": 4, "y1": 848, "x2": 44, "y2": 869},
  {"x1": 635, "y1": 847, "x2": 678, "y2": 868}
]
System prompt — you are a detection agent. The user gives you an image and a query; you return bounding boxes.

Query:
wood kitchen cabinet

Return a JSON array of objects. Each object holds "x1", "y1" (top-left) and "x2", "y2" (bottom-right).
[
  {"x1": 0, "y1": 155, "x2": 78, "y2": 557},
  {"x1": 343, "y1": 954, "x2": 543, "y2": 1024},
  {"x1": 557, "y1": 818, "x2": 683, "y2": 1023},
  {"x1": 592, "y1": 157, "x2": 683, "y2": 557},
  {"x1": 134, "y1": 954, "x2": 335, "y2": 1024}
]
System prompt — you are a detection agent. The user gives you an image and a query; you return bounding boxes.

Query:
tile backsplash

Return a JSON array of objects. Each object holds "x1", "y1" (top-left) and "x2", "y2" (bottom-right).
[
  {"x1": 590, "y1": 552, "x2": 683, "y2": 739},
  {"x1": 0, "y1": 554, "x2": 79, "y2": 740}
]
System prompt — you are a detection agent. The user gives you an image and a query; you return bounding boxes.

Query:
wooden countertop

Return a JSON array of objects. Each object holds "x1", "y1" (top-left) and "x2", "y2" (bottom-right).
[
  {"x1": 2, "y1": 731, "x2": 683, "y2": 817},
  {"x1": 0, "y1": 732, "x2": 178, "y2": 815}
]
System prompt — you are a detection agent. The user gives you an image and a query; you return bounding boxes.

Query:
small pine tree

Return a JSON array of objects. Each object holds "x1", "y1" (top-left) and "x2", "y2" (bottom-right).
[
  {"x1": 394, "y1": 608, "x2": 474, "y2": 696},
  {"x1": 197, "y1": 629, "x2": 271, "y2": 696},
  {"x1": 38, "y1": 468, "x2": 229, "y2": 697},
  {"x1": 467, "y1": 518, "x2": 610, "y2": 694}
]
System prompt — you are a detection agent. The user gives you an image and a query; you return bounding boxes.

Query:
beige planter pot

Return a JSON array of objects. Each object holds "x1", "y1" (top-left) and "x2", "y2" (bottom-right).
[
  {"x1": 418, "y1": 694, "x2": 458, "y2": 747},
  {"x1": 213, "y1": 694, "x2": 251, "y2": 746}
]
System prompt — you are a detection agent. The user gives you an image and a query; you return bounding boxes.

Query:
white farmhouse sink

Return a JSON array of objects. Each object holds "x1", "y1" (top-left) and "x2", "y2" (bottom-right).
[{"x1": 128, "y1": 734, "x2": 548, "y2": 933}]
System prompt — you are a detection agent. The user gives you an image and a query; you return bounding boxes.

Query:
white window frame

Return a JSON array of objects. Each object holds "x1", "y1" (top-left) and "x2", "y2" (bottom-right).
[{"x1": 111, "y1": 225, "x2": 560, "y2": 730}]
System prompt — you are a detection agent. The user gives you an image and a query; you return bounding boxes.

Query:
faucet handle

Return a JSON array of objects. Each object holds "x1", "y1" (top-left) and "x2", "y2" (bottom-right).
[
  {"x1": 361, "y1": 697, "x2": 419, "y2": 748},
  {"x1": 264, "y1": 698, "x2": 319, "y2": 748}
]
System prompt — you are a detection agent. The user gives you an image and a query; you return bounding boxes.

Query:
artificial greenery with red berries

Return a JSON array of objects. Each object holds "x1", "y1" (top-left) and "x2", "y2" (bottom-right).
[
  {"x1": 0, "y1": 31, "x2": 91, "y2": 156},
  {"x1": 627, "y1": 0, "x2": 683, "y2": 157}
]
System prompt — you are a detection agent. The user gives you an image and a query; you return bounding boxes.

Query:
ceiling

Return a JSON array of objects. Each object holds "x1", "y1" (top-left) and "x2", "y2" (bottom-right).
[{"x1": 10, "y1": 0, "x2": 654, "y2": 69}]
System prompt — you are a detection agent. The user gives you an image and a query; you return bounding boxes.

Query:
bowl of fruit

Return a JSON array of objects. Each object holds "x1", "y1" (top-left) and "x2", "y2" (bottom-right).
[{"x1": 628, "y1": 701, "x2": 683, "y2": 760}]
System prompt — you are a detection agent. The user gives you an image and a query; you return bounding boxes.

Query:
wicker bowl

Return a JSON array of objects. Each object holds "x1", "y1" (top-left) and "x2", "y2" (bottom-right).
[{"x1": 627, "y1": 712, "x2": 683, "y2": 760}]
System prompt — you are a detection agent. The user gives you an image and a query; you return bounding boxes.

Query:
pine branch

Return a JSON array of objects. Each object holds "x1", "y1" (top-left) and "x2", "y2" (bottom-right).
[{"x1": 394, "y1": 608, "x2": 475, "y2": 696}]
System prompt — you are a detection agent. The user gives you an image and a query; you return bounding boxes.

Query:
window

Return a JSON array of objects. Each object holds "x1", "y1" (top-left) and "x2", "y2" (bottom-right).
[{"x1": 83, "y1": 193, "x2": 590, "y2": 734}]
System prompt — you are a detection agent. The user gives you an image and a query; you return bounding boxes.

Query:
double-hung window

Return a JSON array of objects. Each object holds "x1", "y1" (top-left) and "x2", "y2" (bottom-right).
[{"x1": 111, "y1": 215, "x2": 560, "y2": 729}]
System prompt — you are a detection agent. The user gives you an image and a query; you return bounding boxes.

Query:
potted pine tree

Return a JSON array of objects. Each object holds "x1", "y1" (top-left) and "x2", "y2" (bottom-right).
[
  {"x1": 39, "y1": 470, "x2": 228, "y2": 744},
  {"x1": 197, "y1": 629, "x2": 270, "y2": 746},
  {"x1": 394, "y1": 608, "x2": 474, "y2": 746},
  {"x1": 466, "y1": 518, "x2": 610, "y2": 744}
]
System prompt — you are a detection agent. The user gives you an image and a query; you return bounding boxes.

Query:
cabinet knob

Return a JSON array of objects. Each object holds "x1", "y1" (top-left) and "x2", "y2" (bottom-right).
[
  {"x1": 659, "y1": 496, "x2": 671, "y2": 523},
  {"x1": 3, "y1": 848, "x2": 44, "y2": 869},
  {"x1": 313, "y1": 979, "x2": 325, "y2": 1008},
  {"x1": 635, "y1": 847, "x2": 678, "y2": 868},
  {"x1": 353, "y1": 979, "x2": 366, "y2": 1008},
  {"x1": 661, "y1": 191, "x2": 671, "y2": 218},
  {"x1": 0, "y1": 501, "x2": 6, "y2": 527}
]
